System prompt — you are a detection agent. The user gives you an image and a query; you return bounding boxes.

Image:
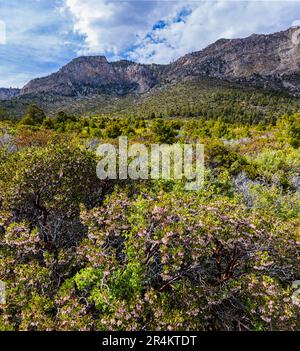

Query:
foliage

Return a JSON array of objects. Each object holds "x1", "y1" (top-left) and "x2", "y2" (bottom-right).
[
  {"x1": 276, "y1": 113, "x2": 300, "y2": 148},
  {"x1": 0, "y1": 97, "x2": 299, "y2": 331},
  {"x1": 19, "y1": 104, "x2": 46, "y2": 126},
  {"x1": 151, "y1": 120, "x2": 178, "y2": 144}
]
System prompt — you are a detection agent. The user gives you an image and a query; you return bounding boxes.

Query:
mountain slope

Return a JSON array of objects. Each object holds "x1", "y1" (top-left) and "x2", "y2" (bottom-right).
[
  {"x1": 2, "y1": 77, "x2": 300, "y2": 124},
  {"x1": 118, "y1": 77, "x2": 300, "y2": 123}
]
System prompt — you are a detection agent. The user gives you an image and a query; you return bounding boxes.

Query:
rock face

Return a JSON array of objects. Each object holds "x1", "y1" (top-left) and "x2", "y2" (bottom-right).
[
  {"x1": 0, "y1": 88, "x2": 20, "y2": 100},
  {"x1": 18, "y1": 26, "x2": 300, "y2": 97},
  {"x1": 165, "y1": 26, "x2": 300, "y2": 93},
  {"x1": 21, "y1": 56, "x2": 162, "y2": 97}
]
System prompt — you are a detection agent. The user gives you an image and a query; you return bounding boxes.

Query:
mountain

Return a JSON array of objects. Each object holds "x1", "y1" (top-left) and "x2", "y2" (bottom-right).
[
  {"x1": 21, "y1": 57, "x2": 162, "y2": 97},
  {"x1": 1, "y1": 26, "x2": 300, "y2": 120},
  {"x1": 0, "y1": 88, "x2": 20, "y2": 100},
  {"x1": 164, "y1": 26, "x2": 300, "y2": 93},
  {"x1": 19, "y1": 26, "x2": 300, "y2": 98}
]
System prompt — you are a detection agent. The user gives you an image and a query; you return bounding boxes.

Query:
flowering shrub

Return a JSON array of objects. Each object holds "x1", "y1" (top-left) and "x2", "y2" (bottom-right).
[{"x1": 0, "y1": 115, "x2": 299, "y2": 331}]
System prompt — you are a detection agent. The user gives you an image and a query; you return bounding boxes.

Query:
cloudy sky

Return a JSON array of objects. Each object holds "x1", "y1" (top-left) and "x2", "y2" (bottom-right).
[{"x1": 0, "y1": 0, "x2": 300, "y2": 87}]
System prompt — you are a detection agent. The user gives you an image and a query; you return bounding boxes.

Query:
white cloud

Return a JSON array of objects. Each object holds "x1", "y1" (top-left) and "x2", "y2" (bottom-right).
[
  {"x1": 130, "y1": 0, "x2": 300, "y2": 64},
  {"x1": 64, "y1": 0, "x2": 300, "y2": 64},
  {"x1": 0, "y1": 0, "x2": 79, "y2": 87},
  {"x1": 0, "y1": 20, "x2": 6, "y2": 45},
  {"x1": 2, "y1": 1, "x2": 68, "y2": 57},
  {"x1": 64, "y1": 0, "x2": 185, "y2": 56}
]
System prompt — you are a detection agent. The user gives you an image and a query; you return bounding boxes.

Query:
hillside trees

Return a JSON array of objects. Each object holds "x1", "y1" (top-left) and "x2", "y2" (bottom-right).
[
  {"x1": 19, "y1": 104, "x2": 46, "y2": 126},
  {"x1": 276, "y1": 113, "x2": 300, "y2": 148},
  {"x1": 151, "y1": 120, "x2": 177, "y2": 144},
  {"x1": 0, "y1": 108, "x2": 9, "y2": 121}
]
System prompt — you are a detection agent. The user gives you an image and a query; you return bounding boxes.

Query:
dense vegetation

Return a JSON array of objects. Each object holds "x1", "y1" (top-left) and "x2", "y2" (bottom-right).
[
  {"x1": 0, "y1": 96, "x2": 299, "y2": 331},
  {"x1": 2, "y1": 77, "x2": 300, "y2": 123}
]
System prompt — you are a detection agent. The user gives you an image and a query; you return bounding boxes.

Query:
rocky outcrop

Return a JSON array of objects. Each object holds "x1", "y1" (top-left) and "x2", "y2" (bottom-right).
[
  {"x1": 21, "y1": 56, "x2": 162, "y2": 97},
  {"x1": 0, "y1": 88, "x2": 20, "y2": 100}
]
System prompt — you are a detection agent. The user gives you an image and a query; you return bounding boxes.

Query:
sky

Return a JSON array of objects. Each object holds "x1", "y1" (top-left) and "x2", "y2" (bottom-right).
[{"x1": 0, "y1": 0, "x2": 300, "y2": 88}]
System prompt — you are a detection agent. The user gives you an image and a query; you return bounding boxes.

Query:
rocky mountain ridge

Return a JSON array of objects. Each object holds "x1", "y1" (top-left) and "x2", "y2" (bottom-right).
[{"x1": 2, "y1": 26, "x2": 300, "y2": 99}]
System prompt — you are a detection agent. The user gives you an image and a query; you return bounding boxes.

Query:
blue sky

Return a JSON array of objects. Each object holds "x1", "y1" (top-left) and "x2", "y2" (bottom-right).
[{"x1": 0, "y1": 0, "x2": 300, "y2": 87}]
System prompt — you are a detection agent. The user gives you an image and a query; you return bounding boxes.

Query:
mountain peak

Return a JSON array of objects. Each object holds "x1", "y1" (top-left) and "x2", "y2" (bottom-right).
[{"x1": 66, "y1": 55, "x2": 109, "y2": 65}]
